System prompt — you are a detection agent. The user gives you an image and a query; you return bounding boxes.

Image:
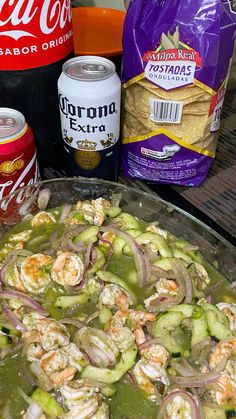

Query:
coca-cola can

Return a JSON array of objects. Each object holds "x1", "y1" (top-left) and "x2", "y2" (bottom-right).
[
  {"x1": 0, "y1": 108, "x2": 40, "y2": 224},
  {"x1": 58, "y1": 56, "x2": 121, "y2": 180}
]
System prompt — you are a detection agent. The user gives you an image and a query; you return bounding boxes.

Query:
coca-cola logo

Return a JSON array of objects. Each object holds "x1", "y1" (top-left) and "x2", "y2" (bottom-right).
[
  {"x1": 0, "y1": 0, "x2": 72, "y2": 40},
  {"x1": 0, "y1": 151, "x2": 40, "y2": 211}
]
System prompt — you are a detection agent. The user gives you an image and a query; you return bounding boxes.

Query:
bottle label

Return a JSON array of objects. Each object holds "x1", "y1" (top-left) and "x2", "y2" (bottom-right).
[{"x1": 0, "y1": 0, "x2": 73, "y2": 70}]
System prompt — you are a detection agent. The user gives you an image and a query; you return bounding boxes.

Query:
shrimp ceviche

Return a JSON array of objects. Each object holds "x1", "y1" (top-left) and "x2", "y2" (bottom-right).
[{"x1": 0, "y1": 193, "x2": 236, "y2": 419}]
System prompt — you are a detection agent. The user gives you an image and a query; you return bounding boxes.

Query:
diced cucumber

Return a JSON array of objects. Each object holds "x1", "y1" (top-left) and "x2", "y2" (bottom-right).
[
  {"x1": 0, "y1": 321, "x2": 19, "y2": 336},
  {"x1": 205, "y1": 310, "x2": 233, "y2": 341},
  {"x1": 114, "y1": 213, "x2": 141, "y2": 230},
  {"x1": 55, "y1": 293, "x2": 89, "y2": 308},
  {"x1": 153, "y1": 311, "x2": 184, "y2": 355},
  {"x1": 203, "y1": 303, "x2": 229, "y2": 327},
  {"x1": 113, "y1": 237, "x2": 126, "y2": 256},
  {"x1": 103, "y1": 206, "x2": 121, "y2": 218},
  {"x1": 152, "y1": 257, "x2": 187, "y2": 271},
  {"x1": 203, "y1": 404, "x2": 226, "y2": 419},
  {"x1": 87, "y1": 248, "x2": 105, "y2": 274},
  {"x1": 100, "y1": 385, "x2": 116, "y2": 397},
  {"x1": 191, "y1": 315, "x2": 209, "y2": 347},
  {"x1": 74, "y1": 226, "x2": 99, "y2": 243},
  {"x1": 168, "y1": 304, "x2": 195, "y2": 318},
  {"x1": 123, "y1": 229, "x2": 142, "y2": 256},
  {"x1": 96, "y1": 270, "x2": 136, "y2": 303},
  {"x1": 99, "y1": 306, "x2": 112, "y2": 324},
  {"x1": 172, "y1": 248, "x2": 192, "y2": 262},
  {"x1": 30, "y1": 387, "x2": 64, "y2": 418},
  {"x1": 136, "y1": 232, "x2": 172, "y2": 258},
  {"x1": 224, "y1": 406, "x2": 236, "y2": 419},
  {"x1": 81, "y1": 345, "x2": 138, "y2": 384},
  {"x1": 0, "y1": 335, "x2": 12, "y2": 349}
]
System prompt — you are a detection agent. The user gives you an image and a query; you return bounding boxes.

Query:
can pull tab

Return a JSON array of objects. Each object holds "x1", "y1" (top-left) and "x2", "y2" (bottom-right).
[
  {"x1": 0, "y1": 118, "x2": 15, "y2": 129},
  {"x1": 82, "y1": 64, "x2": 106, "y2": 73}
]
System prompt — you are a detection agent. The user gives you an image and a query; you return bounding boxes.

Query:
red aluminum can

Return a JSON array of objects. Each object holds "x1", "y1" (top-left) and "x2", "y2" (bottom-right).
[{"x1": 0, "y1": 108, "x2": 40, "y2": 223}]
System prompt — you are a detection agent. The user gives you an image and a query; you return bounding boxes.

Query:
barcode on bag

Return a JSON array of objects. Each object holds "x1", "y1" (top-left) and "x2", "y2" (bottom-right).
[{"x1": 150, "y1": 98, "x2": 183, "y2": 124}]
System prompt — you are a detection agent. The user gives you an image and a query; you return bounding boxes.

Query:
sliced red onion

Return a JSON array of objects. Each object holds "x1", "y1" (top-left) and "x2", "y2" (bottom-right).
[
  {"x1": 205, "y1": 280, "x2": 225, "y2": 295},
  {"x1": 84, "y1": 242, "x2": 94, "y2": 272},
  {"x1": 98, "y1": 234, "x2": 114, "y2": 259},
  {"x1": 172, "y1": 370, "x2": 221, "y2": 387},
  {"x1": 126, "y1": 371, "x2": 136, "y2": 386},
  {"x1": 37, "y1": 188, "x2": 51, "y2": 211},
  {"x1": 0, "y1": 290, "x2": 48, "y2": 315},
  {"x1": 170, "y1": 358, "x2": 199, "y2": 377},
  {"x1": 85, "y1": 311, "x2": 100, "y2": 324},
  {"x1": 0, "y1": 267, "x2": 5, "y2": 285},
  {"x1": 157, "y1": 389, "x2": 201, "y2": 419},
  {"x1": 172, "y1": 260, "x2": 193, "y2": 304},
  {"x1": 191, "y1": 337, "x2": 212, "y2": 359},
  {"x1": 100, "y1": 227, "x2": 149, "y2": 287},
  {"x1": 138, "y1": 337, "x2": 162, "y2": 351},
  {"x1": 60, "y1": 318, "x2": 85, "y2": 328},
  {"x1": 59, "y1": 204, "x2": 72, "y2": 223},
  {"x1": 18, "y1": 387, "x2": 33, "y2": 405},
  {"x1": 2, "y1": 303, "x2": 26, "y2": 333},
  {"x1": 67, "y1": 239, "x2": 88, "y2": 253},
  {"x1": 150, "y1": 265, "x2": 177, "y2": 279}
]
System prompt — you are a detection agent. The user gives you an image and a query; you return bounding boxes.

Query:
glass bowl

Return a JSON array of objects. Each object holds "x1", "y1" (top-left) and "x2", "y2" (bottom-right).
[{"x1": 0, "y1": 177, "x2": 235, "y2": 281}]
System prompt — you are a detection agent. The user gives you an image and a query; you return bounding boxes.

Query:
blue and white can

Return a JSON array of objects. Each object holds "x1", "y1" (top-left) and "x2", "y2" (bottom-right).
[{"x1": 58, "y1": 56, "x2": 121, "y2": 180}]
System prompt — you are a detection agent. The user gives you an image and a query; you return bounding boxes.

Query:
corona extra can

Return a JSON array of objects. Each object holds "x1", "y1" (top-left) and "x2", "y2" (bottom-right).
[
  {"x1": 0, "y1": 108, "x2": 40, "y2": 224},
  {"x1": 58, "y1": 56, "x2": 121, "y2": 180}
]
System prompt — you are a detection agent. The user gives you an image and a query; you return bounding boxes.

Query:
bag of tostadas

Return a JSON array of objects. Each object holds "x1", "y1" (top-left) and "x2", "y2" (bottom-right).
[{"x1": 121, "y1": 0, "x2": 236, "y2": 186}]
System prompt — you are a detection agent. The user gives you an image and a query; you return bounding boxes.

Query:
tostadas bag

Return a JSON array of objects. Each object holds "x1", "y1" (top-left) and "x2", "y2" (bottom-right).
[{"x1": 122, "y1": 0, "x2": 236, "y2": 186}]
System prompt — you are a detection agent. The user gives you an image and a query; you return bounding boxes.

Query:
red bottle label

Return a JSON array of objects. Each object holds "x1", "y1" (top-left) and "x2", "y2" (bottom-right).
[{"x1": 0, "y1": 0, "x2": 74, "y2": 70}]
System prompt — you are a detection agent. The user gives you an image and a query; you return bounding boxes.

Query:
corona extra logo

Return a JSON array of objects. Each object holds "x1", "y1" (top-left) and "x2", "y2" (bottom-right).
[{"x1": 76, "y1": 139, "x2": 97, "y2": 151}]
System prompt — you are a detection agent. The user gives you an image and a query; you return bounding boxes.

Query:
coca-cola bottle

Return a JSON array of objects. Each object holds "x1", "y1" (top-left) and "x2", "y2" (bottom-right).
[{"x1": 0, "y1": 0, "x2": 74, "y2": 173}]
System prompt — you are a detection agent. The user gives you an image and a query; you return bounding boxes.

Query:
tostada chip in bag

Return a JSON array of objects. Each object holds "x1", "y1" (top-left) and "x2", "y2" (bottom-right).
[{"x1": 122, "y1": 0, "x2": 236, "y2": 186}]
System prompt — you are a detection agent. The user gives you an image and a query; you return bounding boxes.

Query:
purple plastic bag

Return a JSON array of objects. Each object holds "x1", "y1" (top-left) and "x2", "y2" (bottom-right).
[{"x1": 121, "y1": 0, "x2": 236, "y2": 186}]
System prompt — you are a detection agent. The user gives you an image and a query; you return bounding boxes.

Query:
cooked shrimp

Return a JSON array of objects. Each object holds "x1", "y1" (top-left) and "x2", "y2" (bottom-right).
[
  {"x1": 107, "y1": 309, "x2": 156, "y2": 352},
  {"x1": 40, "y1": 348, "x2": 76, "y2": 387},
  {"x1": 60, "y1": 379, "x2": 99, "y2": 409},
  {"x1": 36, "y1": 318, "x2": 70, "y2": 351},
  {"x1": 133, "y1": 342, "x2": 170, "y2": 398},
  {"x1": 51, "y1": 251, "x2": 84, "y2": 287},
  {"x1": 62, "y1": 397, "x2": 100, "y2": 419},
  {"x1": 4, "y1": 264, "x2": 25, "y2": 291},
  {"x1": 133, "y1": 358, "x2": 169, "y2": 398},
  {"x1": 64, "y1": 343, "x2": 89, "y2": 372},
  {"x1": 31, "y1": 211, "x2": 56, "y2": 227},
  {"x1": 208, "y1": 339, "x2": 236, "y2": 405},
  {"x1": 217, "y1": 303, "x2": 236, "y2": 332},
  {"x1": 141, "y1": 343, "x2": 170, "y2": 366},
  {"x1": 60, "y1": 380, "x2": 109, "y2": 419},
  {"x1": 165, "y1": 394, "x2": 192, "y2": 419},
  {"x1": 146, "y1": 225, "x2": 168, "y2": 240},
  {"x1": 26, "y1": 343, "x2": 46, "y2": 362},
  {"x1": 22, "y1": 315, "x2": 70, "y2": 351},
  {"x1": 22, "y1": 312, "x2": 47, "y2": 331},
  {"x1": 20, "y1": 253, "x2": 52, "y2": 294},
  {"x1": 99, "y1": 284, "x2": 133, "y2": 310},
  {"x1": 93, "y1": 402, "x2": 109, "y2": 419},
  {"x1": 209, "y1": 339, "x2": 236, "y2": 369},
  {"x1": 144, "y1": 278, "x2": 178, "y2": 310},
  {"x1": 77, "y1": 327, "x2": 119, "y2": 368},
  {"x1": 76, "y1": 198, "x2": 111, "y2": 226}
]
